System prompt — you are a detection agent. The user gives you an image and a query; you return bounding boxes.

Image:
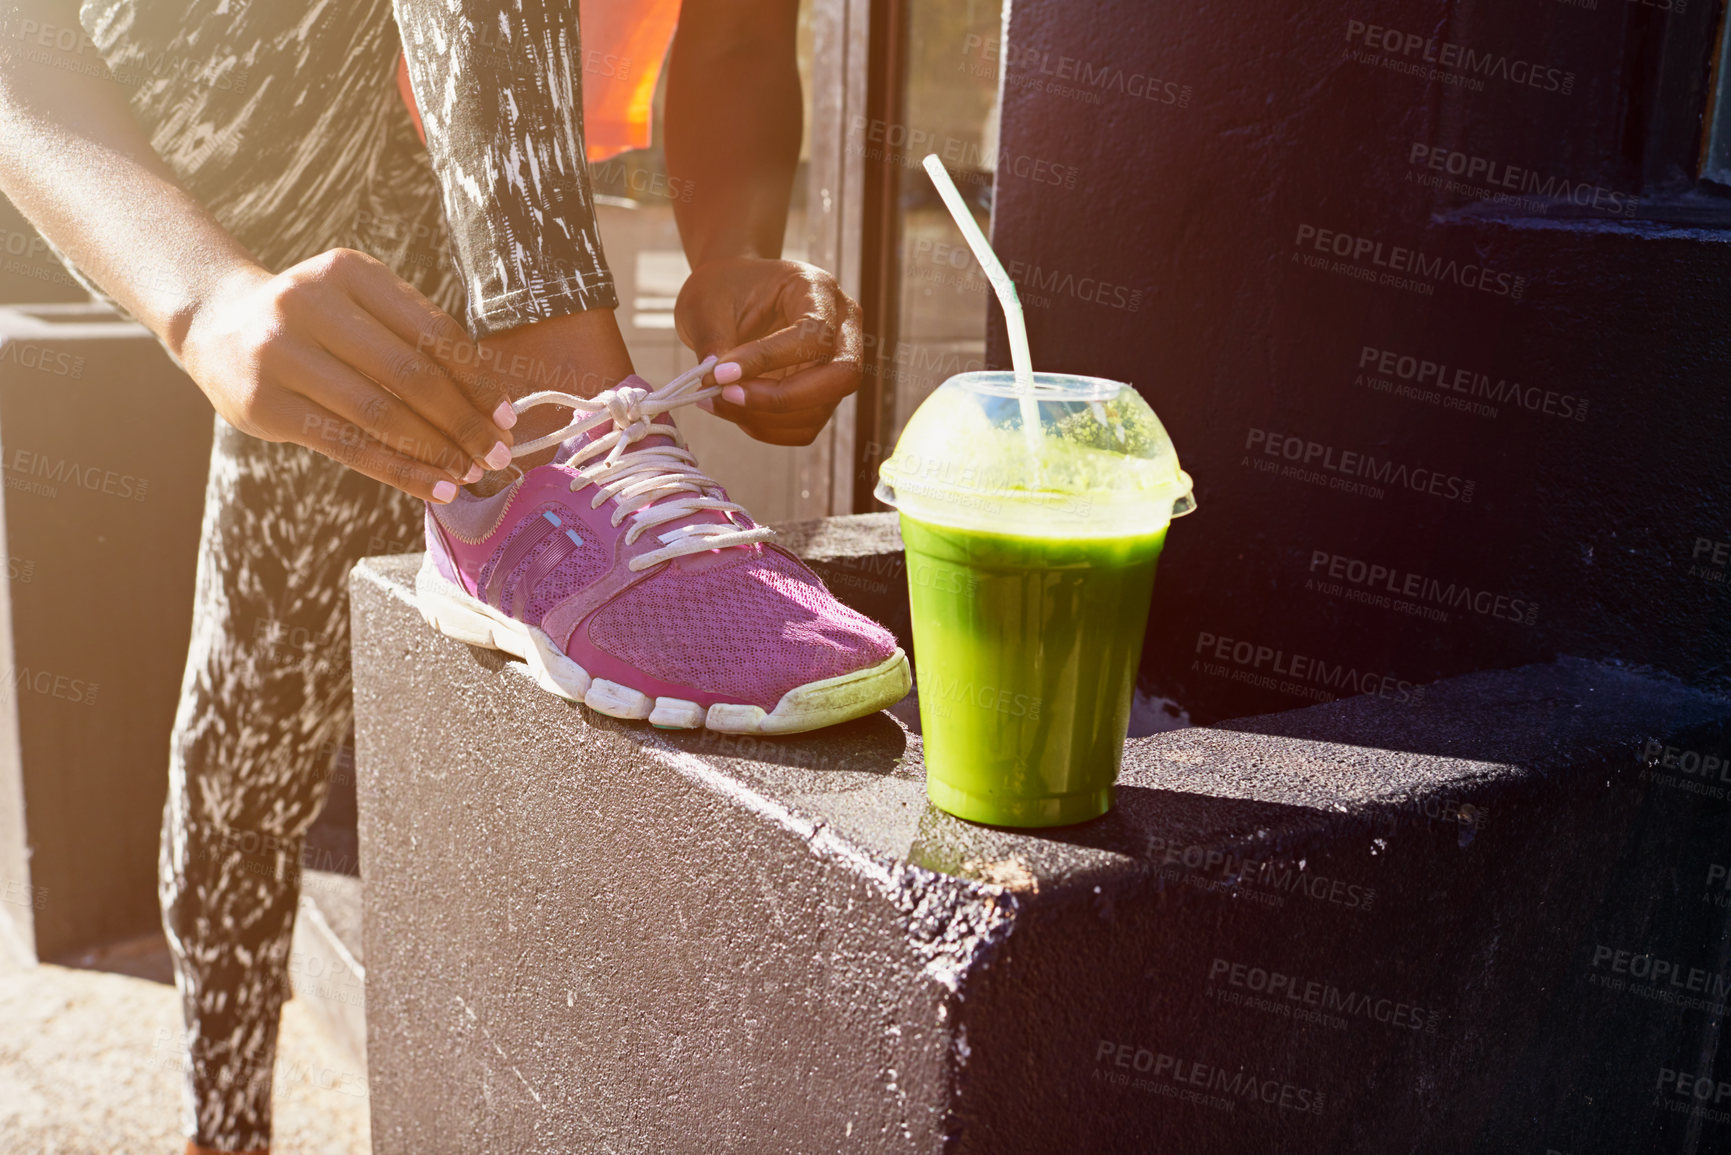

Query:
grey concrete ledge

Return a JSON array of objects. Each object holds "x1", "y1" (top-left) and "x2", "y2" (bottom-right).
[{"x1": 351, "y1": 552, "x2": 1731, "y2": 1154}]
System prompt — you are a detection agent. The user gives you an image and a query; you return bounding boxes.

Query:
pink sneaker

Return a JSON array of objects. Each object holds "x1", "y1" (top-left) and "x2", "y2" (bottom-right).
[{"x1": 415, "y1": 357, "x2": 911, "y2": 733}]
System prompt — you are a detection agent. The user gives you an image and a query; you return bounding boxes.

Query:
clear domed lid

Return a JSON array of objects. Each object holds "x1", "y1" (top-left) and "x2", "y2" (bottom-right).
[{"x1": 875, "y1": 371, "x2": 1194, "y2": 538}]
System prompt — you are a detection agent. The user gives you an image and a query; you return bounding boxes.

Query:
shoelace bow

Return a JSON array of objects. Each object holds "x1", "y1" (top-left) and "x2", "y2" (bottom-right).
[{"x1": 505, "y1": 355, "x2": 775, "y2": 571}]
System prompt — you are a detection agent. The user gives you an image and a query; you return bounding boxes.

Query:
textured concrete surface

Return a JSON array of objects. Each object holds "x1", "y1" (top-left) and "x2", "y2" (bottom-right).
[
  {"x1": 352, "y1": 550, "x2": 1731, "y2": 1153},
  {"x1": 0, "y1": 936, "x2": 369, "y2": 1153},
  {"x1": 295, "y1": 514, "x2": 913, "y2": 1079}
]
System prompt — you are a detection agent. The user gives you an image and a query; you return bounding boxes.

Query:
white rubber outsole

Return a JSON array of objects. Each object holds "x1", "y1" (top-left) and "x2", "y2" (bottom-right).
[{"x1": 413, "y1": 556, "x2": 912, "y2": 734}]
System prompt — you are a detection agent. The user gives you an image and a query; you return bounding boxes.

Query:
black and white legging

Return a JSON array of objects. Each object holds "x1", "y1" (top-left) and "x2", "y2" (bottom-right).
[{"x1": 71, "y1": 1, "x2": 617, "y2": 1147}]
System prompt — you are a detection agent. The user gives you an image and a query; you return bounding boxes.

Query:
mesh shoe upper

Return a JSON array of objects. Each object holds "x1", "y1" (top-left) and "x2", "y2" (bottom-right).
[
  {"x1": 472, "y1": 499, "x2": 611, "y2": 626},
  {"x1": 582, "y1": 545, "x2": 898, "y2": 707}
]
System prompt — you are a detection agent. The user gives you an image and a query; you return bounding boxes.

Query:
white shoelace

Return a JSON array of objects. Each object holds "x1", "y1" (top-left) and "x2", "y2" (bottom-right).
[{"x1": 506, "y1": 355, "x2": 775, "y2": 571}]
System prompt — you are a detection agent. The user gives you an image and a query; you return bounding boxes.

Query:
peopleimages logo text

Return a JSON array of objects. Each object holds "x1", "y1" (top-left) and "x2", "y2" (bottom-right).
[
  {"x1": 1358, "y1": 346, "x2": 1587, "y2": 422},
  {"x1": 1639, "y1": 739, "x2": 1731, "y2": 785},
  {"x1": 6, "y1": 666, "x2": 99, "y2": 707},
  {"x1": 1408, "y1": 144, "x2": 1637, "y2": 215},
  {"x1": 1195, "y1": 630, "x2": 1424, "y2": 707},
  {"x1": 1208, "y1": 958, "x2": 1441, "y2": 1033},
  {"x1": 1591, "y1": 944, "x2": 1731, "y2": 1003},
  {"x1": 3, "y1": 449, "x2": 149, "y2": 501},
  {"x1": 1656, "y1": 1067, "x2": 1731, "y2": 1111},
  {"x1": 965, "y1": 36, "x2": 1192, "y2": 107},
  {"x1": 1094, "y1": 1040, "x2": 1326, "y2": 1114},
  {"x1": 1309, "y1": 549, "x2": 1539, "y2": 626},
  {"x1": 1147, "y1": 833, "x2": 1377, "y2": 910},
  {"x1": 1295, "y1": 224, "x2": 1525, "y2": 300},
  {"x1": 921, "y1": 669, "x2": 1042, "y2": 720},
  {"x1": 0, "y1": 340, "x2": 83, "y2": 378},
  {"x1": 1246, "y1": 428, "x2": 1475, "y2": 503},
  {"x1": 1346, "y1": 21, "x2": 1576, "y2": 94}
]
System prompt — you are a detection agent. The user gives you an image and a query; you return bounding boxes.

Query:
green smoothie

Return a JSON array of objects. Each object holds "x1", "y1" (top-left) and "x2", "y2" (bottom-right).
[
  {"x1": 877, "y1": 369, "x2": 1194, "y2": 829},
  {"x1": 903, "y1": 516, "x2": 1166, "y2": 827}
]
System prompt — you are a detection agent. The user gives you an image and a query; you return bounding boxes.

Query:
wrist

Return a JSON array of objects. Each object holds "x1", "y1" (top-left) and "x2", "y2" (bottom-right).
[
  {"x1": 688, "y1": 247, "x2": 777, "y2": 273},
  {"x1": 164, "y1": 258, "x2": 269, "y2": 362}
]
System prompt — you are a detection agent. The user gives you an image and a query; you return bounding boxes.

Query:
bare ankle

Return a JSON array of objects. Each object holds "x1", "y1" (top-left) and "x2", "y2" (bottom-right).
[{"x1": 466, "y1": 308, "x2": 635, "y2": 493}]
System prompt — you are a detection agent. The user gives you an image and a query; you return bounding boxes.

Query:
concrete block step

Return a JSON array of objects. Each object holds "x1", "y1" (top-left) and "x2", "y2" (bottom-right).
[{"x1": 349, "y1": 547, "x2": 1731, "y2": 1154}]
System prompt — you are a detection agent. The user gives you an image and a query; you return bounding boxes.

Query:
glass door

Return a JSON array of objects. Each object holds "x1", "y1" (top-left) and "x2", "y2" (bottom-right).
[{"x1": 852, "y1": 0, "x2": 1004, "y2": 511}]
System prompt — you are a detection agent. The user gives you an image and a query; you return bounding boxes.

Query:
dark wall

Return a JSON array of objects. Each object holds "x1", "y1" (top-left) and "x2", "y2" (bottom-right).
[{"x1": 990, "y1": 1, "x2": 1731, "y2": 724}]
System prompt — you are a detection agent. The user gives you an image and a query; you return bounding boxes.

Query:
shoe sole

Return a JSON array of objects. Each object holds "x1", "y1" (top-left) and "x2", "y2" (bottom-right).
[{"x1": 413, "y1": 556, "x2": 912, "y2": 735}]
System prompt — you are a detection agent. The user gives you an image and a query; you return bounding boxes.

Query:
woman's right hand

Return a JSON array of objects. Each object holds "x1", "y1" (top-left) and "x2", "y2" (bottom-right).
[{"x1": 178, "y1": 248, "x2": 517, "y2": 502}]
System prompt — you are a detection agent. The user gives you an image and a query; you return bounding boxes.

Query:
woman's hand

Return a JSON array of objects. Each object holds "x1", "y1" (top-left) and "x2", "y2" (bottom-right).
[
  {"x1": 674, "y1": 256, "x2": 863, "y2": 447},
  {"x1": 178, "y1": 248, "x2": 517, "y2": 501}
]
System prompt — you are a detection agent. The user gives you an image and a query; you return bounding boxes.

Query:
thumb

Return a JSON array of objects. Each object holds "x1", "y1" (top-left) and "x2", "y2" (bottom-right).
[{"x1": 709, "y1": 283, "x2": 838, "y2": 387}]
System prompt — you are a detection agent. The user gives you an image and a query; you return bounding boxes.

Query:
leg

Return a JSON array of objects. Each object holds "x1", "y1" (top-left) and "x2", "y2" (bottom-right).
[{"x1": 161, "y1": 418, "x2": 420, "y2": 1151}]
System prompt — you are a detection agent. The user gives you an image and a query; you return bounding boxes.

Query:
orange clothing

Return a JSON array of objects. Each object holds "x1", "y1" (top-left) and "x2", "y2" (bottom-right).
[
  {"x1": 397, "y1": 0, "x2": 681, "y2": 162},
  {"x1": 578, "y1": 0, "x2": 682, "y2": 161}
]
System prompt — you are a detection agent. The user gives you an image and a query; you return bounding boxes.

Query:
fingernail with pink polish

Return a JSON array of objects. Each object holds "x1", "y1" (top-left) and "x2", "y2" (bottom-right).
[
  {"x1": 484, "y1": 441, "x2": 512, "y2": 470},
  {"x1": 714, "y1": 362, "x2": 743, "y2": 385},
  {"x1": 697, "y1": 397, "x2": 715, "y2": 414},
  {"x1": 722, "y1": 385, "x2": 746, "y2": 406},
  {"x1": 493, "y1": 400, "x2": 518, "y2": 430},
  {"x1": 463, "y1": 463, "x2": 484, "y2": 483},
  {"x1": 432, "y1": 480, "x2": 457, "y2": 504}
]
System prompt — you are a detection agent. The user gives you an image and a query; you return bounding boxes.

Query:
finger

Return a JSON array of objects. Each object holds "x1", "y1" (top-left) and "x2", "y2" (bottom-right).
[
  {"x1": 712, "y1": 358, "x2": 860, "y2": 419},
  {"x1": 289, "y1": 397, "x2": 469, "y2": 502},
  {"x1": 734, "y1": 418, "x2": 827, "y2": 448},
  {"x1": 708, "y1": 411, "x2": 838, "y2": 445},
  {"x1": 706, "y1": 401, "x2": 839, "y2": 438},
  {"x1": 832, "y1": 287, "x2": 864, "y2": 367},
  {"x1": 282, "y1": 341, "x2": 479, "y2": 480},
  {"x1": 711, "y1": 282, "x2": 839, "y2": 385},
  {"x1": 315, "y1": 305, "x2": 513, "y2": 471},
  {"x1": 709, "y1": 396, "x2": 843, "y2": 445},
  {"x1": 331, "y1": 250, "x2": 516, "y2": 433}
]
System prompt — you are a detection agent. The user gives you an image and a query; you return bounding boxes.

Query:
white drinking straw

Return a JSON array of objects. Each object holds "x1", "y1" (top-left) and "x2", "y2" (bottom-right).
[{"x1": 921, "y1": 154, "x2": 1043, "y2": 452}]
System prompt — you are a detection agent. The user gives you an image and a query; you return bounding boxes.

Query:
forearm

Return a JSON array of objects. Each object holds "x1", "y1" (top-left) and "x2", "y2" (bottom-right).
[
  {"x1": 0, "y1": 2, "x2": 257, "y2": 354},
  {"x1": 664, "y1": 0, "x2": 803, "y2": 267},
  {"x1": 394, "y1": 0, "x2": 618, "y2": 337},
  {"x1": 392, "y1": 0, "x2": 634, "y2": 472}
]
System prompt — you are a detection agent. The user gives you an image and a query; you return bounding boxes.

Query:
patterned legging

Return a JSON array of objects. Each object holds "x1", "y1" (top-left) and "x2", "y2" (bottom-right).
[{"x1": 70, "y1": 0, "x2": 617, "y2": 1147}]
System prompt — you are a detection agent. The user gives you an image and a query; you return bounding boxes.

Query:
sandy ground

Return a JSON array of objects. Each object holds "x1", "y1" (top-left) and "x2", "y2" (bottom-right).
[{"x1": 0, "y1": 934, "x2": 369, "y2": 1155}]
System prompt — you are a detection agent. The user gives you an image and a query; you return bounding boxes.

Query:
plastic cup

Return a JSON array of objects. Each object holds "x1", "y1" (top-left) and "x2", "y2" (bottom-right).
[{"x1": 876, "y1": 371, "x2": 1195, "y2": 827}]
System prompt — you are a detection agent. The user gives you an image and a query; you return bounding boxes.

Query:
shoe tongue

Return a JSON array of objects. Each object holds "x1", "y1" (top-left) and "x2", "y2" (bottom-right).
[{"x1": 554, "y1": 374, "x2": 745, "y2": 535}]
